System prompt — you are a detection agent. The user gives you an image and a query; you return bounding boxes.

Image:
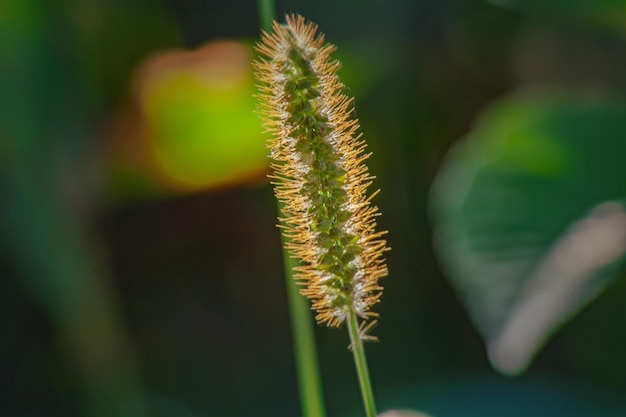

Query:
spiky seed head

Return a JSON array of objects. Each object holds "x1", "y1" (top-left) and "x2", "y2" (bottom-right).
[{"x1": 254, "y1": 14, "x2": 389, "y2": 332}]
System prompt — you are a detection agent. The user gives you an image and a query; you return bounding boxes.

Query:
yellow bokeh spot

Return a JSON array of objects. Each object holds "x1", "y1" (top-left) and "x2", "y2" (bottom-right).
[{"x1": 139, "y1": 41, "x2": 268, "y2": 190}]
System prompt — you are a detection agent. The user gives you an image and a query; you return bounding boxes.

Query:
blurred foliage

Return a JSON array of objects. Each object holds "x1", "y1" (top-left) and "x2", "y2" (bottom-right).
[
  {"x1": 2, "y1": 0, "x2": 626, "y2": 416},
  {"x1": 430, "y1": 92, "x2": 626, "y2": 375},
  {"x1": 142, "y1": 42, "x2": 266, "y2": 190},
  {"x1": 108, "y1": 41, "x2": 267, "y2": 199}
]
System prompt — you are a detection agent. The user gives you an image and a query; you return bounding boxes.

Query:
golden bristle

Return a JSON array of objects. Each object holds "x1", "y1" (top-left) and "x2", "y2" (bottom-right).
[{"x1": 254, "y1": 14, "x2": 389, "y2": 332}]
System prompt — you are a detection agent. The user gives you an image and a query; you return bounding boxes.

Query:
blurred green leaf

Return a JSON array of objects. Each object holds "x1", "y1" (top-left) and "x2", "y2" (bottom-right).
[
  {"x1": 1, "y1": 1, "x2": 162, "y2": 415},
  {"x1": 430, "y1": 91, "x2": 626, "y2": 375}
]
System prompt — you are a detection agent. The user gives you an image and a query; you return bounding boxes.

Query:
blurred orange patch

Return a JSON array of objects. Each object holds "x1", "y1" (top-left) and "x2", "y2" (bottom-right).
[{"x1": 107, "y1": 41, "x2": 268, "y2": 200}]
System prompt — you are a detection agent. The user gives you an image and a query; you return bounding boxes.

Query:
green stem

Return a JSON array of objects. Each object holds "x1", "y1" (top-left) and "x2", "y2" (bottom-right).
[
  {"x1": 257, "y1": 0, "x2": 276, "y2": 31},
  {"x1": 283, "y1": 245, "x2": 327, "y2": 417},
  {"x1": 347, "y1": 312, "x2": 377, "y2": 417},
  {"x1": 259, "y1": 4, "x2": 325, "y2": 417},
  {"x1": 273, "y1": 196, "x2": 325, "y2": 417}
]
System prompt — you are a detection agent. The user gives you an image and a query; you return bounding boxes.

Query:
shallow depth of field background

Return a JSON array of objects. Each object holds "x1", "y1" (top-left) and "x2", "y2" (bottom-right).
[{"x1": 3, "y1": 1, "x2": 626, "y2": 416}]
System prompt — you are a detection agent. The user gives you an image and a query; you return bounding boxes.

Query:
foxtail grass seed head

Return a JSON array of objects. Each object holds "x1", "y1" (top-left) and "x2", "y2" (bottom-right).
[{"x1": 254, "y1": 14, "x2": 389, "y2": 333}]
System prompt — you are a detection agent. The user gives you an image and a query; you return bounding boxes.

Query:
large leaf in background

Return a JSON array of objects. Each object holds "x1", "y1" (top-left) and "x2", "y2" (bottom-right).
[{"x1": 430, "y1": 92, "x2": 626, "y2": 375}]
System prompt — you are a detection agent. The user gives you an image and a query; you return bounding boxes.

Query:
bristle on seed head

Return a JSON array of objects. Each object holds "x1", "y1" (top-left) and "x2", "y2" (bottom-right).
[{"x1": 253, "y1": 14, "x2": 389, "y2": 333}]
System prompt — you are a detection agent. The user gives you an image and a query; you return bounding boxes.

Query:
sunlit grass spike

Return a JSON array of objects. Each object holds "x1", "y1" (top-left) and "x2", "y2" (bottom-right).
[{"x1": 253, "y1": 14, "x2": 389, "y2": 333}]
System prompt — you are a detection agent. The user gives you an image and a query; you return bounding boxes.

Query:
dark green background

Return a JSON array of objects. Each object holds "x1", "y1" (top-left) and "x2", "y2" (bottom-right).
[{"x1": 2, "y1": 1, "x2": 626, "y2": 416}]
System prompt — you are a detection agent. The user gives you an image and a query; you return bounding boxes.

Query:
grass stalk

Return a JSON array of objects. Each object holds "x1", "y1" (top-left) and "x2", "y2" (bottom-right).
[
  {"x1": 257, "y1": 0, "x2": 276, "y2": 31},
  {"x1": 260, "y1": 7, "x2": 327, "y2": 416},
  {"x1": 256, "y1": 10, "x2": 386, "y2": 417},
  {"x1": 281, "y1": 231, "x2": 327, "y2": 417},
  {"x1": 347, "y1": 313, "x2": 377, "y2": 417}
]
